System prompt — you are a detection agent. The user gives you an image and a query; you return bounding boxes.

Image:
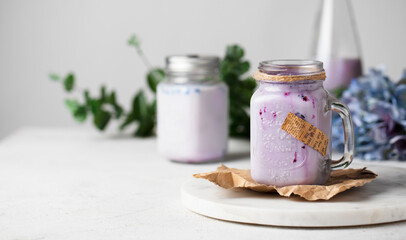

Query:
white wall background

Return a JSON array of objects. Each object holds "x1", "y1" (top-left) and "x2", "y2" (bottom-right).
[{"x1": 0, "y1": 0, "x2": 405, "y2": 139}]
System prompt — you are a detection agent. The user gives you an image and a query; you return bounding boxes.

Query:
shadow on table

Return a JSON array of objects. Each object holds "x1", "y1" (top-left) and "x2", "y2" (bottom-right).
[
  {"x1": 170, "y1": 151, "x2": 250, "y2": 165},
  {"x1": 222, "y1": 152, "x2": 250, "y2": 162}
]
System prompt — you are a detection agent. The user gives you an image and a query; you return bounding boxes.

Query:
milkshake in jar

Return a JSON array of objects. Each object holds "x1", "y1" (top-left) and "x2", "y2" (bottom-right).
[
  {"x1": 157, "y1": 55, "x2": 228, "y2": 163},
  {"x1": 250, "y1": 60, "x2": 354, "y2": 187}
]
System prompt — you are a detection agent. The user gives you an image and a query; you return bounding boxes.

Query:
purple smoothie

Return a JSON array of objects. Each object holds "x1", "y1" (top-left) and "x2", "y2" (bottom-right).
[{"x1": 250, "y1": 80, "x2": 332, "y2": 187}]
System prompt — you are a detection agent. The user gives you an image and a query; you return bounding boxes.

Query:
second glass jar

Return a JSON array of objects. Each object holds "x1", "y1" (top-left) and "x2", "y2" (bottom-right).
[{"x1": 157, "y1": 55, "x2": 229, "y2": 163}]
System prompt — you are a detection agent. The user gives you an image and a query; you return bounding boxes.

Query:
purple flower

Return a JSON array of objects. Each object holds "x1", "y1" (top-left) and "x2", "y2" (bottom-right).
[{"x1": 332, "y1": 68, "x2": 406, "y2": 161}]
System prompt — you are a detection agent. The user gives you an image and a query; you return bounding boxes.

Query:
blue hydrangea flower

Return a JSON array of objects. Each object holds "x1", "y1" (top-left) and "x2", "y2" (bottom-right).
[{"x1": 332, "y1": 68, "x2": 406, "y2": 161}]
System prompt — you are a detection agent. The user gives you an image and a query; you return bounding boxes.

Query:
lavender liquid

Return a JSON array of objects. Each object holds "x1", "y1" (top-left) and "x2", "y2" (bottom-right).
[
  {"x1": 250, "y1": 80, "x2": 332, "y2": 187},
  {"x1": 323, "y1": 58, "x2": 362, "y2": 90},
  {"x1": 157, "y1": 82, "x2": 228, "y2": 162}
]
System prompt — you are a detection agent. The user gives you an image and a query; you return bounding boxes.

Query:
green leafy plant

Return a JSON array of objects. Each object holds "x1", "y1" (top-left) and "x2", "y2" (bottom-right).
[
  {"x1": 50, "y1": 35, "x2": 256, "y2": 138},
  {"x1": 221, "y1": 46, "x2": 257, "y2": 138}
]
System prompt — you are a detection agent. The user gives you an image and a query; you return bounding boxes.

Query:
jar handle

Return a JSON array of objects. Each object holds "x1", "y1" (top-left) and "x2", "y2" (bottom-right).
[{"x1": 328, "y1": 95, "x2": 355, "y2": 168}]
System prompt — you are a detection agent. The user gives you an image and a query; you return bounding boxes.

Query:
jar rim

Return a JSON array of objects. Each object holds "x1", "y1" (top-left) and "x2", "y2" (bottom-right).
[
  {"x1": 258, "y1": 59, "x2": 324, "y2": 75},
  {"x1": 166, "y1": 55, "x2": 220, "y2": 74},
  {"x1": 254, "y1": 59, "x2": 326, "y2": 82}
]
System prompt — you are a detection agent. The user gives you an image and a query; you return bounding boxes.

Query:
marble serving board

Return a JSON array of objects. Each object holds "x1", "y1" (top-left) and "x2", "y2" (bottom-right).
[{"x1": 181, "y1": 164, "x2": 406, "y2": 227}]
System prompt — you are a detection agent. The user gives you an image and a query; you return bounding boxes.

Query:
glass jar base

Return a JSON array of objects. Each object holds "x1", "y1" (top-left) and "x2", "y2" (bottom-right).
[{"x1": 167, "y1": 153, "x2": 226, "y2": 164}]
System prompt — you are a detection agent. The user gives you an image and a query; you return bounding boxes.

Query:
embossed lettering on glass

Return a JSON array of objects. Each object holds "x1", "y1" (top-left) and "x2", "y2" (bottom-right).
[{"x1": 250, "y1": 60, "x2": 354, "y2": 187}]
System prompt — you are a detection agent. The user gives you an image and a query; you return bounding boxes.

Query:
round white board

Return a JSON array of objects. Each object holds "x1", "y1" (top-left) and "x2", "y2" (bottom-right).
[{"x1": 181, "y1": 164, "x2": 406, "y2": 227}]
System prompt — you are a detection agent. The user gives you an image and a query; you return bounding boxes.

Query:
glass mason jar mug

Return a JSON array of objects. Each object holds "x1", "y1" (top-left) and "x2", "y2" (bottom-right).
[
  {"x1": 250, "y1": 60, "x2": 354, "y2": 187},
  {"x1": 157, "y1": 55, "x2": 229, "y2": 163}
]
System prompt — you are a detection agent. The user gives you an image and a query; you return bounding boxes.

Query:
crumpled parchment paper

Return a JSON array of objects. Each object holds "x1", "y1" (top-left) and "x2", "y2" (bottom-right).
[{"x1": 193, "y1": 164, "x2": 377, "y2": 201}]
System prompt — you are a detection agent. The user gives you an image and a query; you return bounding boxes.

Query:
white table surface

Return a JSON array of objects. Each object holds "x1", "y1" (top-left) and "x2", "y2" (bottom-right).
[{"x1": 0, "y1": 127, "x2": 405, "y2": 240}]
